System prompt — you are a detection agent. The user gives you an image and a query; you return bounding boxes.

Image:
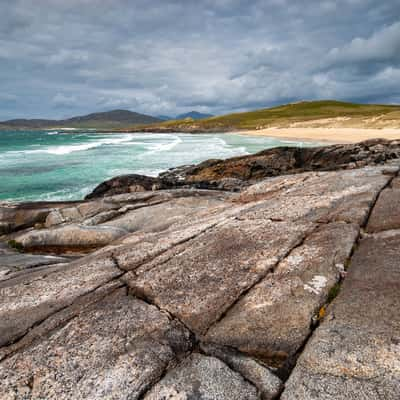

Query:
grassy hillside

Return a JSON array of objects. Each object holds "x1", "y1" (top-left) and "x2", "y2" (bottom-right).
[
  {"x1": 3, "y1": 101, "x2": 400, "y2": 132},
  {"x1": 132, "y1": 100, "x2": 400, "y2": 132}
]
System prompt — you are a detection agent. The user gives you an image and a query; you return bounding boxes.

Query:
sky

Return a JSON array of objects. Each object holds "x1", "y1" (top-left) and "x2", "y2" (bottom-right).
[{"x1": 1, "y1": 0, "x2": 400, "y2": 120}]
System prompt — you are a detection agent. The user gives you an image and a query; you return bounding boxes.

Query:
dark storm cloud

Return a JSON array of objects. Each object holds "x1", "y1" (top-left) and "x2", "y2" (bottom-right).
[{"x1": 1, "y1": 0, "x2": 400, "y2": 119}]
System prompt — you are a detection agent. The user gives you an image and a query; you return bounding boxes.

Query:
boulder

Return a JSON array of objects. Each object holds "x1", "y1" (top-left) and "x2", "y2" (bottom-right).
[
  {"x1": 15, "y1": 224, "x2": 128, "y2": 252},
  {"x1": 0, "y1": 201, "x2": 81, "y2": 234},
  {"x1": 85, "y1": 174, "x2": 160, "y2": 199}
]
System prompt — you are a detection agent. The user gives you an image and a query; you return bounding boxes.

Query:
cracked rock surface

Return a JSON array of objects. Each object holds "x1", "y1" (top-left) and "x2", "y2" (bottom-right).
[{"x1": 1, "y1": 139, "x2": 399, "y2": 399}]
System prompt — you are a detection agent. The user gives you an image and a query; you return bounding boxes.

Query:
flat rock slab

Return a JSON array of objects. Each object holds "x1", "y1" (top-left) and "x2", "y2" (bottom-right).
[
  {"x1": 239, "y1": 168, "x2": 391, "y2": 225},
  {"x1": 113, "y1": 216, "x2": 228, "y2": 271},
  {"x1": 104, "y1": 195, "x2": 229, "y2": 233},
  {"x1": 0, "y1": 241, "x2": 68, "y2": 278},
  {"x1": 0, "y1": 254, "x2": 121, "y2": 347},
  {"x1": 0, "y1": 253, "x2": 67, "y2": 271},
  {"x1": 0, "y1": 242, "x2": 68, "y2": 281},
  {"x1": 143, "y1": 353, "x2": 258, "y2": 400},
  {"x1": 367, "y1": 183, "x2": 400, "y2": 233},
  {"x1": 0, "y1": 289, "x2": 192, "y2": 400},
  {"x1": 282, "y1": 230, "x2": 400, "y2": 399},
  {"x1": 125, "y1": 218, "x2": 311, "y2": 334},
  {"x1": 205, "y1": 222, "x2": 359, "y2": 367}
]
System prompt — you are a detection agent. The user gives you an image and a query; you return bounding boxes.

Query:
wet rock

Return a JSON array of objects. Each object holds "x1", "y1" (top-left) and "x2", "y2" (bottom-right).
[
  {"x1": 143, "y1": 353, "x2": 258, "y2": 400},
  {"x1": 85, "y1": 174, "x2": 160, "y2": 199}
]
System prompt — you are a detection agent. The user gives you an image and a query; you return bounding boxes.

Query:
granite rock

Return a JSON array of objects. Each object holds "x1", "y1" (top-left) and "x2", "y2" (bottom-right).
[
  {"x1": 1, "y1": 141, "x2": 399, "y2": 399},
  {"x1": 281, "y1": 230, "x2": 400, "y2": 399},
  {"x1": 0, "y1": 289, "x2": 192, "y2": 400},
  {"x1": 143, "y1": 353, "x2": 259, "y2": 400}
]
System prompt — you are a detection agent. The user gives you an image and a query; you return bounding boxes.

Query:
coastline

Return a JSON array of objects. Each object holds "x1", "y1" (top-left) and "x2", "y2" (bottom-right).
[{"x1": 236, "y1": 127, "x2": 400, "y2": 144}]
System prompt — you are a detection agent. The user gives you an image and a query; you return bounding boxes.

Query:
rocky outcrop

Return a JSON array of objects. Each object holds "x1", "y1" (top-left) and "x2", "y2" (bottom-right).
[
  {"x1": 1, "y1": 140, "x2": 400, "y2": 399},
  {"x1": 85, "y1": 174, "x2": 160, "y2": 199},
  {"x1": 86, "y1": 139, "x2": 400, "y2": 198}
]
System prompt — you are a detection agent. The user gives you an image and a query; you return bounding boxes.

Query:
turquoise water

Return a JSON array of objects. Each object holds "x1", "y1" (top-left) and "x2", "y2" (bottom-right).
[{"x1": 0, "y1": 130, "x2": 319, "y2": 201}]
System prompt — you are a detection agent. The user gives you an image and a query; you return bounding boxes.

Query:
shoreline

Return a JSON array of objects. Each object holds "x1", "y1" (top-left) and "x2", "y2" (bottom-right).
[{"x1": 235, "y1": 127, "x2": 400, "y2": 144}]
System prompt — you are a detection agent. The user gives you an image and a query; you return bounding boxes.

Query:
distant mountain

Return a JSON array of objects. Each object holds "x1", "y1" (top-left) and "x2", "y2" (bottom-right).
[
  {"x1": 156, "y1": 115, "x2": 173, "y2": 121},
  {"x1": 176, "y1": 111, "x2": 214, "y2": 120},
  {"x1": 155, "y1": 112, "x2": 214, "y2": 121},
  {"x1": 0, "y1": 109, "x2": 161, "y2": 129}
]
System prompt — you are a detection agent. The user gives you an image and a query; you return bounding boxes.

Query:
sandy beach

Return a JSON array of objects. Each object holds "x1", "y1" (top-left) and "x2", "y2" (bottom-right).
[{"x1": 239, "y1": 127, "x2": 400, "y2": 144}]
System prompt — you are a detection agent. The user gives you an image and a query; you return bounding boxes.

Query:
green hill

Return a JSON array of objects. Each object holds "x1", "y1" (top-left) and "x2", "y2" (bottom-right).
[
  {"x1": 134, "y1": 100, "x2": 400, "y2": 132},
  {"x1": 3, "y1": 101, "x2": 400, "y2": 132}
]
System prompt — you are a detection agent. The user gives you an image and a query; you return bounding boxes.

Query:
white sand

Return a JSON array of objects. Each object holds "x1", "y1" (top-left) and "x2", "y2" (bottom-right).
[{"x1": 238, "y1": 127, "x2": 400, "y2": 144}]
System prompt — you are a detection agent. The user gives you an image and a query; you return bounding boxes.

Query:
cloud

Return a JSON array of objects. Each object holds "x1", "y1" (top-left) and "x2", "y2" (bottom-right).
[
  {"x1": 0, "y1": 93, "x2": 18, "y2": 108},
  {"x1": 48, "y1": 50, "x2": 90, "y2": 66},
  {"x1": 0, "y1": 0, "x2": 400, "y2": 119},
  {"x1": 52, "y1": 93, "x2": 78, "y2": 108},
  {"x1": 327, "y1": 21, "x2": 400, "y2": 66}
]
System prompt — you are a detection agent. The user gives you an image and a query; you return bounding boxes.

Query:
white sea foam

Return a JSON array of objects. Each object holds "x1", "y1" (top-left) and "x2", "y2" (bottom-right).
[
  {"x1": 1, "y1": 131, "x2": 320, "y2": 202},
  {"x1": 138, "y1": 135, "x2": 183, "y2": 158},
  {"x1": 42, "y1": 142, "x2": 102, "y2": 155},
  {"x1": 7, "y1": 135, "x2": 136, "y2": 156},
  {"x1": 33, "y1": 186, "x2": 94, "y2": 201}
]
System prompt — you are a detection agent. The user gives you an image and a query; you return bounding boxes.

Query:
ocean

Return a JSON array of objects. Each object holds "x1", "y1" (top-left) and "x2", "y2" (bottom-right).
[{"x1": 0, "y1": 130, "x2": 319, "y2": 202}]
